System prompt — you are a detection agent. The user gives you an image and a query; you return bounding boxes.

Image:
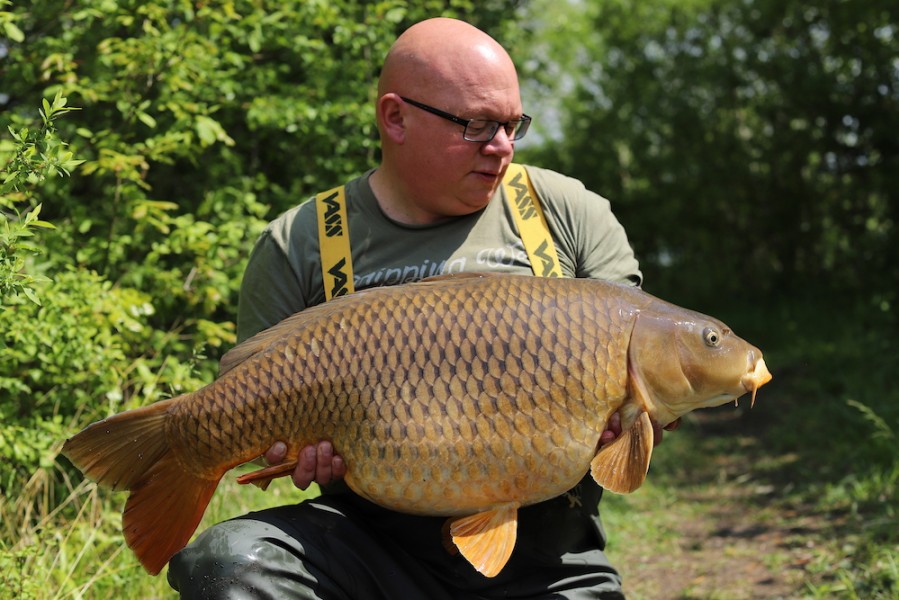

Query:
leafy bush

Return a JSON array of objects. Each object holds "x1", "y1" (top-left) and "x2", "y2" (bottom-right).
[
  {"x1": 1, "y1": 92, "x2": 80, "y2": 304},
  {"x1": 0, "y1": 2, "x2": 526, "y2": 596},
  {"x1": 0, "y1": 268, "x2": 216, "y2": 485}
]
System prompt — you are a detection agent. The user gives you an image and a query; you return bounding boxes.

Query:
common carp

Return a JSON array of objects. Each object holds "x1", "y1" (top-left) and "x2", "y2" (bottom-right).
[{"x1": 62, "y1": 273, "x2": 772, "y2": 577}]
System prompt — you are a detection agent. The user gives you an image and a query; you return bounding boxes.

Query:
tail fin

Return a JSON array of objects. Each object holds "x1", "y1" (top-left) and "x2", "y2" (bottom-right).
[{"x1": 61, "y1": 397, "x2": 220, "y2": 575}]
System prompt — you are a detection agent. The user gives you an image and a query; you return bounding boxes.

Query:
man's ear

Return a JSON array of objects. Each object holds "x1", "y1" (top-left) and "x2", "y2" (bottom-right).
[{"x1": 377, "y1": 93, "x2": 406, "y2": 144}]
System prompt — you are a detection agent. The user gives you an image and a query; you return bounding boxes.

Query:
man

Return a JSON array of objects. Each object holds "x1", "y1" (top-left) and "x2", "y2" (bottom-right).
[{"x1": 169, "y1": 17, "x2": 672, "y2": 599}]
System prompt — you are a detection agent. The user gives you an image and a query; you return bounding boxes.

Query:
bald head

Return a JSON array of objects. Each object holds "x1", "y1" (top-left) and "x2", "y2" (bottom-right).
[
  {"x1": 369, "y1": 19, "x2": 523, "y2": 225},
  {"x1": 378, "y1": 18, "x2": 519, "y2": 104}
]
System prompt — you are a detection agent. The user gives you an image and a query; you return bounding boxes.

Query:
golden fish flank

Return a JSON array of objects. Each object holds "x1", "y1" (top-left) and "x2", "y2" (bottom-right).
[{"x1": 61, "y1": 273, "x2": 772, "y2": 578}]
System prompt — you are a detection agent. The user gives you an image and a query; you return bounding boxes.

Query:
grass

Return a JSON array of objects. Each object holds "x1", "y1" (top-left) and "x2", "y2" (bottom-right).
[
  {"x1": 0, "y1": 456, "x2": 316, "y2": 599},
  {"x1": 2, "y1": 294, "x2": 896, "y2": 598}
]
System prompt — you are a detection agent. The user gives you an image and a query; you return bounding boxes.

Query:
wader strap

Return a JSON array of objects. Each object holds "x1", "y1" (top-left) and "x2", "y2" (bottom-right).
[
  {"x1": 502, "y1": 164, "x2": 562, "y2": 278},
  {"x1": 315, "y1": 186, "x2": 354, "y2": 300},
  {"x1": 315, "y1": 164, "x2": 560, "y2": 301}
]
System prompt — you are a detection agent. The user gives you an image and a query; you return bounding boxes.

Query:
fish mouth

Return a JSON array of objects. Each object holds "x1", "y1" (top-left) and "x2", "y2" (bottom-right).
[{"x1": 741, "y1": 357, "x2": 772, "y2": 407}]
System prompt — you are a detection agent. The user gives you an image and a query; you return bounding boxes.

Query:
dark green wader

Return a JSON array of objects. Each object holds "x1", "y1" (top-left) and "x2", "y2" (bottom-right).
[{"x1": 167, "y1": 476, "x2": 625, "y2": 600}]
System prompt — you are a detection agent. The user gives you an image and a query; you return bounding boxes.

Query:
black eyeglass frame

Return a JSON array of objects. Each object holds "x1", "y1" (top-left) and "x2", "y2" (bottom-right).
[{"x1": 399, "y1": 96, "x2": 532, "y2": 142}]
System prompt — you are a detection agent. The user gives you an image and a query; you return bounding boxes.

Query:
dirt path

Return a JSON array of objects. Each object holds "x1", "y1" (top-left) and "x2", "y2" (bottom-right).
[
  {"x1": 611, "y1": 483, "x2": 816, "y2": 599},
  {"x1": 603, "y1": 406, "x2": 839, "y2": 599}
]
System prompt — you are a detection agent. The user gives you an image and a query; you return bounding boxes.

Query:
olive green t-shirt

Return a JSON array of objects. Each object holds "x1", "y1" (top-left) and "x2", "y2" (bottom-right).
[{"x1": 237, "y1": 164, "x2": 641, "y2": 342}]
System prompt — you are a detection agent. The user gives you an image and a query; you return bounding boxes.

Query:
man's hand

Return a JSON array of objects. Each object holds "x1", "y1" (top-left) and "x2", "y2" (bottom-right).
[
  {"x1": 264, "y1": 440, "x2": 346, "y2": 490},
  {"x1": 598, "y1": 412, "x2": 680, "y2": 448}
]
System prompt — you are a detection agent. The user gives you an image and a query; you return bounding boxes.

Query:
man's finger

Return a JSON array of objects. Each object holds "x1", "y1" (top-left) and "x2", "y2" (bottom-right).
[
  {"x1": 292, "y1": 445, "x2": 318, "y2": 490},
  {"x1": 264, "y1": 441, "x2": 288, "y2": 465},
  {"x1": 315, "y1": 441, "x2": 334, "y2": 485},
  {"x1": 608, "y1": 412, "x2": 622, "y2": 436},
  {"x1": 651, "y1": 420, "x2": 669, "y2": 447},
  {"x1": 332, "y1": 455, "x2": 347, "y2": 480}
]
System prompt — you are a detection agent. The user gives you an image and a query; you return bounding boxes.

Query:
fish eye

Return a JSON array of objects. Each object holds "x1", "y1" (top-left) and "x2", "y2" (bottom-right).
[{"x1": 703, "y1": 327, "x2": 721, "y2": 347}]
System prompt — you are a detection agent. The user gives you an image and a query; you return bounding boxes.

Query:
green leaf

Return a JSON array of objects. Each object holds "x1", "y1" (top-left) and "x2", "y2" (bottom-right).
[
  {"x1": 21, "y1": 285, "x2": 41, "y2": 305},
  {"x1": 195, "y1": 115, "x2": 234, "y2": 147},
  {"x1": 51, "y1": 91, "x2": 68, "y2": 111},
  {"x1": 3, "y1": 21, "x2": 24, "y2": 43},
  {"x1": 137, "y1": 111, "x2": 158, "y2": 129},
  {"x1": 6, "y1": 125, "x2": 22, "y2": 142}
]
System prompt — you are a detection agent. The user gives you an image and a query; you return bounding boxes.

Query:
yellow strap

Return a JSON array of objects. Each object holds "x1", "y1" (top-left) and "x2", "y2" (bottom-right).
[
  {"x1": 315, "y1": 186, "x2": 355, "y2": 300},
  {"x1": 315, "y1": 165, "x2": 558, "y2": 302},
  {"x1": 502, "y1": 164, "x2": 562, "y2": 278}
]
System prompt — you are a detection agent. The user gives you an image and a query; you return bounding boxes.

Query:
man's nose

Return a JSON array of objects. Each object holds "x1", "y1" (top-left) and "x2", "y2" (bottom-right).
[{"x1": 481, "y1": 126, "x2": 515, "y2": 156}]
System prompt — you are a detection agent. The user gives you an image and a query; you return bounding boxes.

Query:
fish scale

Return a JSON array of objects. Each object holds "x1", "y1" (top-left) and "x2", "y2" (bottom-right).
[
  {"x1": 246, "y1": 276, "x2": 601, "y2": 512},
  {"x1": 62, "y1": 272, "x2": 772, "y2": 577}
]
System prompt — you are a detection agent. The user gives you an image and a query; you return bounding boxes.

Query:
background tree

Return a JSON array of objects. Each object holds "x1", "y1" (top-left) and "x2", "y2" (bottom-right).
[
  {"x1": 4, "y1": 0, "x2": 524, "y2": 330},
  {"x1": 524, "y1": 0, "x2": 898, "y2": 308}
]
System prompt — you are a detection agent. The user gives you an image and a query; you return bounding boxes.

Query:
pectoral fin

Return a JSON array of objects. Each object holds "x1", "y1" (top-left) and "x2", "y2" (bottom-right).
[
  {"x1": 448, "y1": 502, "x2": 519, "y2": 578},
  {"x1": 236, "y1": 461, "x2": 299, "y2": 490},
  {"x1": 590, "y1": 411, "x2": 654, "y2": 493}
]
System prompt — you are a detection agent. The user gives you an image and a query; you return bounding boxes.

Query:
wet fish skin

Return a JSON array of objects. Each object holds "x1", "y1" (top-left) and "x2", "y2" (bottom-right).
[
  {"x1": 61, "y1": 273, "x2": 772, "y2": 577},
  {"x1": 170, "y1": 275, "x2": 626, "y2": 509}
]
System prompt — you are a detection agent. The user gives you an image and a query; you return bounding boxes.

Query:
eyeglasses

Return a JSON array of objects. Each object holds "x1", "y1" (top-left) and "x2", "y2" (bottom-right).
[{"x1": 400, "y1": 97, "x2": 532, "y2": 142}]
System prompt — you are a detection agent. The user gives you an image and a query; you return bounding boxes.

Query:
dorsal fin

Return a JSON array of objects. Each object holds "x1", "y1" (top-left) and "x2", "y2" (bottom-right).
[
  {"x1": 220, "y1": 312, "x2": 303, "y2": 376},
  {"x1": 219, "y1": 295, "x2": 363, "y2": 375},
  {"x1": 417, "y1": 272, "x2": 492, "y2": 284}
]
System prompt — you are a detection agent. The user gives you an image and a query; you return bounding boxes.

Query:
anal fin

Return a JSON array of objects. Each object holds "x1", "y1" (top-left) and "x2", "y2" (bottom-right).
[
  {"x1": 236, "y1": 460, "x2": 299, "y2": 491},
  {"x1": 590, "y1": 411, "x2": 654, "y2": 493},
  {"x1": 448, "y1": 502, "x2": 519, "y2": 578}
]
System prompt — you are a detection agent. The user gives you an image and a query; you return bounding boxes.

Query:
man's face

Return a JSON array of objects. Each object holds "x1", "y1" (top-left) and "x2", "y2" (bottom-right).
[{"x1": 400, "y1": 84, "x2": 523, "y2": 219}]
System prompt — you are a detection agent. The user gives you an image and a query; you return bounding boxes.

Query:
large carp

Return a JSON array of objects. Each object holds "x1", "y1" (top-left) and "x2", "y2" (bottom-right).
[{"x1": 62, "y1": 273, "x2": 772, "y2": 577}]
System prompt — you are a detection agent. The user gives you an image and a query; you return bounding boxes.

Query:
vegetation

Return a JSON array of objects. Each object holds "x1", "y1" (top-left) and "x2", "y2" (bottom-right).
[
  {"x1": 526, "y1": 0, "x2": 897, "y2": 306},
  {"x1": 1, "y1": 0, "x2": 895, "y2": 597}
]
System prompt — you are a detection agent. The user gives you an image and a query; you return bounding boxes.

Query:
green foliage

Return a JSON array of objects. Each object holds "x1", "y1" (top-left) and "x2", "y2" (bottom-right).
[
  {"x1": 3, "y1": 0, "x2": 524, "y2": 327},
  {"x1": 0, "y1": 1, "x2": 525, "y2": 597},
  {"x1": 1, "y1": 92, "x2": 83, "y2": 193},
  {"x1": 0, "y1": 203, "x2": 54, "y2": 304},
  {"x1": 0, "y1": 91, "x2": 80, "y2": 304},
  {"x1": 0, "y1": 544, "x2": 42, "y2": 600},
  {"x1": 0, "y1": 269, "x2": 218, "y2": 497},
  {"x1": 522, "y1": 0, "x2": 899, "y2": 307}
]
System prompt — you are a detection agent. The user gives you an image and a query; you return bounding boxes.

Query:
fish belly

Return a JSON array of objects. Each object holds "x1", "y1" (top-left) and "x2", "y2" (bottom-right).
[{"x1": 338, "y1": 407, "x2": 609, "y2": 515}]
